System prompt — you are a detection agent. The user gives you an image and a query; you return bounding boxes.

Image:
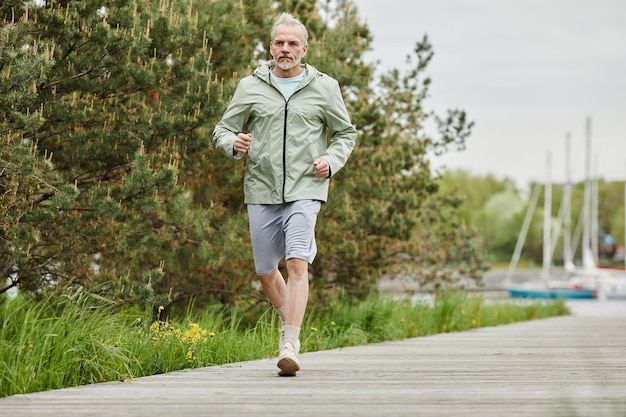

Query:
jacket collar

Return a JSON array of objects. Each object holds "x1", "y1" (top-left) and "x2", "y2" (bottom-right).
[{"x1": 254, "y1": 61, "x2": 318, "y2": 84}]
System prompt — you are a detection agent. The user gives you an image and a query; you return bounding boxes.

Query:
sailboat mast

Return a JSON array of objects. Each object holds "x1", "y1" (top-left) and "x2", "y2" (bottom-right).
[
  {"x1": 582, "y1": 116, "x2": 592, "y2": 269},
  {"x1": 592, "y1": 156, "x2": 599, "y2": 263},
  {"x1": 563, "y1": 133, "x2": 573, "y2": 270},
  {"x1": 543, "y1": 151, "x2": 552, "y2": 279}
]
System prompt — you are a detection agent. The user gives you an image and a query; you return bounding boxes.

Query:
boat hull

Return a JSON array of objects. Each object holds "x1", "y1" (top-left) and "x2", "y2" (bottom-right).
[{"x1": 507, "y1": 288, "x2": 596, "y2": 299}]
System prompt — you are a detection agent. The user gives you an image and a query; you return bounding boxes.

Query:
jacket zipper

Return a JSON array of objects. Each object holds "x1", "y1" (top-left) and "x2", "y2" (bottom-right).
[
  {"x1": 281, "y1": 101, "x2": 288, "y2": 203},
  {"x1": 279, "y1": 79, "x2": 318, "y2": 202}
]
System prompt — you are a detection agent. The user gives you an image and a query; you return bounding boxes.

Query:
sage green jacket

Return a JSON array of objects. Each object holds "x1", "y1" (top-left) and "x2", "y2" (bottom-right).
[{"x1": 212, "y1": 62, "x2": 357, "y2": 204}]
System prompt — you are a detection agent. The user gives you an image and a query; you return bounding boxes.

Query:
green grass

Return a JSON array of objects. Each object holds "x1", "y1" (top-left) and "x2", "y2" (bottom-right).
[{"x1": 0, "y1": 289, "x2": 569, "y2": 397}]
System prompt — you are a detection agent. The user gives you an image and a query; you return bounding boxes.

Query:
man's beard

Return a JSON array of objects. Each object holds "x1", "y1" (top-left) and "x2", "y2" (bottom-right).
[{"x1": 275, "y1": 57, "x2": 300, "y2": 71}]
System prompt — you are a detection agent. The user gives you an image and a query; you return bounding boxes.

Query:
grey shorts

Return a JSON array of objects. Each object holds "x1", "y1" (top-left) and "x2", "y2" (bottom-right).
[{"x1": 247, "y1": 200, "x2": 322, "y2": 275}]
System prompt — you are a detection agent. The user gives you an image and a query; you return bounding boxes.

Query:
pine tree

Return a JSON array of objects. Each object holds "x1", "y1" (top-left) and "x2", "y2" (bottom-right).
[{"x1": 0, "y1": 0, "x2": 270, "y2": 308}]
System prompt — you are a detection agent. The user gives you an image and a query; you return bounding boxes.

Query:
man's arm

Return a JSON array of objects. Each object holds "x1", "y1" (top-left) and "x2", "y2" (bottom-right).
[
  {"x1": 320, "y1": 80, "x2": 357, "y2": 177},
  {"x1": 212, "y1": 82, "x2": 250, "y2": 160}
]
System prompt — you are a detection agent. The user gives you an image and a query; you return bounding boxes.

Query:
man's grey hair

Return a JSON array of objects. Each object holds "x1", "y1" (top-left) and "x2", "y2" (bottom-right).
[{"x1": 271, "y1": 12, "x2": 308, "y2": 45}]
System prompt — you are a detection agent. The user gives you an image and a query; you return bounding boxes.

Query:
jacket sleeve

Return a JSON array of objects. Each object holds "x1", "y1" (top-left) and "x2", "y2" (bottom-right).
[
  {"x1": 321, "y1": 79, "x2": 357, "y2": 176},
  {"x1": 212, "y1": 79, "x2": 251, "y2": 160}
]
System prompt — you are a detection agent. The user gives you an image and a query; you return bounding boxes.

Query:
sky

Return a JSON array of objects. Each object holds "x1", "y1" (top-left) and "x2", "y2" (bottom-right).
[{"x1": 355, "y1": 0, "x2": 626, "y2": 187}]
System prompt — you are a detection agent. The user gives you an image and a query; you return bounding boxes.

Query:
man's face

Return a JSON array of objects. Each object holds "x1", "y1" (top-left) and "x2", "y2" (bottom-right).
[{"x1": 270, "y1": 24, "x2": 307, "y2": 72}]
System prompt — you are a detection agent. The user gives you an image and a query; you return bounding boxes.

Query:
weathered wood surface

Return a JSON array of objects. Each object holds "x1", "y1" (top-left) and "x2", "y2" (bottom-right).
[{"x1": 2, "y1": 300, "x2": 625, "y2": 417}]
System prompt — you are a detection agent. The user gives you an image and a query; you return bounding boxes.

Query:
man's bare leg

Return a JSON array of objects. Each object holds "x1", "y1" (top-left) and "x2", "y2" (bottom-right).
[
  {"x1": 272, "y1": 258, "x2": 308, "y2": 376},
  {"x1": 258, "y1": 268, "x2": 286, "y2": 319},
  {"x1": 283, "y1": 257, "x2": 309, "y2": 326},
  {"x1": 257, "y1": 258, "x2": 309, "y2": 325}
]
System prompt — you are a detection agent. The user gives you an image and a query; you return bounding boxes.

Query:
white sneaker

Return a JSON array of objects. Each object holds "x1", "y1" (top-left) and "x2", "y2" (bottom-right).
[{"x1": 277, "y1": 340, "x2": 300, "y2": 376}]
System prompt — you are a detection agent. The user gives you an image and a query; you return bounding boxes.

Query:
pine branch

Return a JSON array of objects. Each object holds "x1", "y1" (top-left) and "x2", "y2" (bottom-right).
[{"x1": 41, "y1": 67, "x2": 95, "y2": 89}]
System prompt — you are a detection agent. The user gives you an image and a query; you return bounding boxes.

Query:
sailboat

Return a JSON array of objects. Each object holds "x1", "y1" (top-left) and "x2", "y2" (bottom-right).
[
  {"x1": 505, "y1": 149, "x2": 595, "y2": 299},
  {"x1": 563, "y1": 120, "x2": 626, "y2": 300},
  {"x1": 506, "y1": 117, "x2": 625, "y2": 299}
]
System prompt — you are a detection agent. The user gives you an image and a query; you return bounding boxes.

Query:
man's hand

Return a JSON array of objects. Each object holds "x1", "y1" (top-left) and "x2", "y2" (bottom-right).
[
  {"x1": 313, "y1": 157, "x2": 330, "y2": 178},
  {"x1": 233, "y1": 133, "x2": 252, "y2": 155}
]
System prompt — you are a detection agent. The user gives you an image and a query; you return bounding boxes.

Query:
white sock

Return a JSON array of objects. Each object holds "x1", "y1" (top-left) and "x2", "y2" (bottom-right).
[{"x1": 281, "y1": 325, "x2": 301, "y2": 353}]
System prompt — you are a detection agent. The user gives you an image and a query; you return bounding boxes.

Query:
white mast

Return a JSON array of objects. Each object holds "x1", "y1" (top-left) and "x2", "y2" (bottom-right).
[
  {"x1": 563, "y1": 133, "x2": 574, "y2": 271},
  {"x1": 582, "y1": 116, "x2": 594, "y2": 270},
  {"x1": 591, "y1": 155, "x2": 599, "y2": 263},
  {"x1": 542, "y1": 151, "x2": 552, "y2": 279}
]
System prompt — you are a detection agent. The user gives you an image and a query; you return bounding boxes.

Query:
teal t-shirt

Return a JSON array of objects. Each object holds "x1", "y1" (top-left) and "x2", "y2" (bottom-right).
[{"x1": 271, "y1": 69, "x2": 306, "y2": 100}]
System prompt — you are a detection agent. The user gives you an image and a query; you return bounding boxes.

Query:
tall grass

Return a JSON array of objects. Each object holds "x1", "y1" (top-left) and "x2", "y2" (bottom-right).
[
  {"x1": 300, "y1": 291, "x2": 569, "y2": 351},
  {"x1": 0, "y1": 289, "x2": 568, "y2": 397}
]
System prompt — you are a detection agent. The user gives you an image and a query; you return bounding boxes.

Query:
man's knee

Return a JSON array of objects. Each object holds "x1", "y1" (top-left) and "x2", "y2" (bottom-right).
[
  {"x1": 258, "y1": 268, "x2": 278, "y2": 283},
  {"x1": 286, "y1": 258, "x2": 309, "y2": 280}
]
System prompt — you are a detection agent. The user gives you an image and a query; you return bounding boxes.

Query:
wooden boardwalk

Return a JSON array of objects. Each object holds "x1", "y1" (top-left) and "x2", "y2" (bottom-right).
[{"x1": 2, "y1": 300, "x2": 625, "y2": 416}]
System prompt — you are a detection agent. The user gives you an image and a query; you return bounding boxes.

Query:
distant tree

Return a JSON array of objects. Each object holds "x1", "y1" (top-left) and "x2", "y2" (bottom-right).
[
  {"x1": 596, "y1": 180, "x2": 625, "y2": 253},
  {"x1": 438, "y1": 170, "x2": 517, "y2": 225},
  {"x1": 477, "y1": 190, "x2": 525, "y2": 262}
]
